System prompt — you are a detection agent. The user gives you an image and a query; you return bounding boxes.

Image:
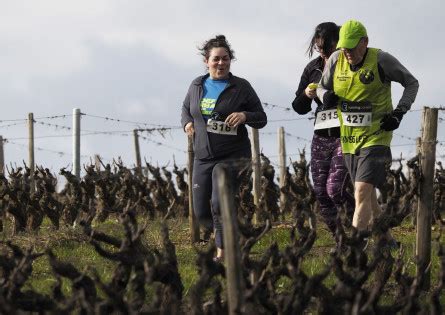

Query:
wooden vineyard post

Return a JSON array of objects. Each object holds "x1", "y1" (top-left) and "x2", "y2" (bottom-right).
[
  {"x1": 28, "y1": 113, "x2": 35, "y2": 193},
  {"x1": 278, "y1": 126, "x2": 287, "y2": 213},
  {"x1": 251, "y1": 128, "x2": 261, "y2": 224},
  {"x1": 215, "y1": 165, "x2": 244, "y2": 315},
  {"x1": 73, "y1": 108, "x2": 81, "y2": 179},
  {"x1": 411, "y1": 137, "x2": 422, "y2": 227},
  {"x1": 411, "y1": 108, "x2": 424, "y2": 227},
  {"x1": 0, "y1": 136, "x2": 4, "y2": 175},
  {"x1": 187, "y1": 136, "x2": 199, "y2": 243},
  {"x1": 133, "y1": 129, "x2": 142, "y2": 175},
  {"x1": 94, "y1": 154, "x2": 101, "y2": 172},
  {"x1": 416, "y1": 106, "x2": 438, "y2": 290}
]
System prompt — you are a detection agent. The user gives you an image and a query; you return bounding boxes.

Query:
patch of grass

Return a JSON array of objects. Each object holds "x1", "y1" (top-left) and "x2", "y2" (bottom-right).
[{"x1": 0, "y1": 215, "x2": 443, "y2": 306}]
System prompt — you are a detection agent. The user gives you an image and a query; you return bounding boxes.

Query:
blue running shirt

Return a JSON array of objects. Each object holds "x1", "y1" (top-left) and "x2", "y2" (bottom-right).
[{"x1": 200, "y1": 77, "x2": 228, "y2": 120}]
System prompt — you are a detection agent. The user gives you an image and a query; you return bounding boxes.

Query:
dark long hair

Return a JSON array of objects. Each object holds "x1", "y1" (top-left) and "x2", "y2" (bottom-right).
[
  {"x1": 306, "y1": 22, "x2": 340, "y2": 58},
  {"x1": 198, "y1": 35, "x2": 235, "y2": 60}
]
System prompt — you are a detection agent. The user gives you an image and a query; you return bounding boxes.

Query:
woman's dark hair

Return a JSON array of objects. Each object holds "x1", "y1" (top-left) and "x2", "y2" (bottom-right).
[
  {"x1": 199, "y1": 35, "x2": 235, "y2": 60},
  {"x1": 307, "y1": 22, "x2": 340, "y2": 58}
]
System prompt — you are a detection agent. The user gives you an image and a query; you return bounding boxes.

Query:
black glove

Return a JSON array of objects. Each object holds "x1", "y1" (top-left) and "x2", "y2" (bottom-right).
[
  {"x1": 380, "y1": 110, "x2": 404, "y2": 131},
  {"x1": 322, "y1": 90, "x2": 339, "y2": 108}
]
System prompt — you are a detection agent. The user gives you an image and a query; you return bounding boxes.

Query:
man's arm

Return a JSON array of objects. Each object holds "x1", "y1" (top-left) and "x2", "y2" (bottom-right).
[
  {"x1": 378, "y1": 50, "x2": 419, "y2": 131},
  {"x1": 378, "y1": 50, "x2": 419, "y2": 114},
  {"x1": 316, "y1": 50, "x2": 340, "y2": 107}
]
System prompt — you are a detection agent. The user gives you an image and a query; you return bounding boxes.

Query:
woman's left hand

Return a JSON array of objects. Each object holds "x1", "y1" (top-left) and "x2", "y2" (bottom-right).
[{"x1": 225, "y1": 112, "x2": 246, "y2": 127}]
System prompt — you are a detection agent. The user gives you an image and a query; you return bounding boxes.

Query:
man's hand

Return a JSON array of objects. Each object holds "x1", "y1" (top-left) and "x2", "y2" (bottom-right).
[
  {"x1": 225, "y1": 112, "x2": 246, "y2": 127},
  {"x1": 185, "y1": 122, "x2": 194, "y2": 136},
  {"x1": 380, "y1": 111, "x2": 404, "y2": 131},
  {"x1": 322, "y1": 90, "x2": 339, "y2": 108}
]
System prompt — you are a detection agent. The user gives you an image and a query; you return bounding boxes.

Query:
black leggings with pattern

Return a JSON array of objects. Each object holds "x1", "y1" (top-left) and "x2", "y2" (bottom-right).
[{"x1": 310, "y1": 134, "x2": 355, "y2": 234}]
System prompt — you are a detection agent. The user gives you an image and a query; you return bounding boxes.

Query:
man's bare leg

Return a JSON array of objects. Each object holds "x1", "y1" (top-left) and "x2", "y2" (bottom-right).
[
  {"x1": 216, "y1": 248, "x2": 224, "y2": 259},
  {"x1": 370, "y1": 189, "x2": 381, "y2": 223},
  {"x1": 353, "y1": 181, "x2": 374, "y2": 231},
  {"x1": 370, "y1": 189, "x2": 397, "y2": 243}
]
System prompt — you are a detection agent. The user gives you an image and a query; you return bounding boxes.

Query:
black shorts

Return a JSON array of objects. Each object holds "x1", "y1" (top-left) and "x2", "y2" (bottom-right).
[{"x1": 343, "y1": 146, "x2": 391, "y2": 188}]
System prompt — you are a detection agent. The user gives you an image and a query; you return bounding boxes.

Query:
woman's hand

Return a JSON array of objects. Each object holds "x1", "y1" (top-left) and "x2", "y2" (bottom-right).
[
  {"x1": 225, "y1": 112, "x2": 246, "y2": 127},
  {"x1": 185, "y1": 122, "x2": 194, "y2": 136},
  {"x1": 305, "y1": 84, "x2": 317, "y2": 99}
]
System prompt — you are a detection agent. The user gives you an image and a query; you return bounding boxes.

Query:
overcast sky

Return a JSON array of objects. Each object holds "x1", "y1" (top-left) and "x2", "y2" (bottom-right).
[{"x1": 1, "y1": 0, "x2": 444, "y2": 178}]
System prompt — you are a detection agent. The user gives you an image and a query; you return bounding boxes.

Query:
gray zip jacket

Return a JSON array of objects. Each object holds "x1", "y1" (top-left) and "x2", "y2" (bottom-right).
[{"x1": 181, "y1": 73, "x2": 267, "y2": 159}]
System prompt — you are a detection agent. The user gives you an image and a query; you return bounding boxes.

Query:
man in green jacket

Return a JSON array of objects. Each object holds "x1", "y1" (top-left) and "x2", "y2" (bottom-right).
[{"x1": 317, "y1": 20, "x2": 419, "y2": 241}]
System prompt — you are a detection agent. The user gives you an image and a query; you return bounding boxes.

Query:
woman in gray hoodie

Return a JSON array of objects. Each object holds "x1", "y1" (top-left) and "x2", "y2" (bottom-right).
[{"x1": 181, "y1": 35, "x2": 267, "y2": 261}]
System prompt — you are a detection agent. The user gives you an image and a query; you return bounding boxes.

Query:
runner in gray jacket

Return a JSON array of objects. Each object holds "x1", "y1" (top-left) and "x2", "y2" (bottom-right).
[{"x1": 181, "y1": 35, "x2": 267, "y2": 261}]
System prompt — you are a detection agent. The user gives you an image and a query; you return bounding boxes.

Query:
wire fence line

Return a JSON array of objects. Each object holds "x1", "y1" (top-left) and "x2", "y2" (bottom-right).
[
  {"x1": 82, "y1": 113, "x2": 182, "y2": 129},
  {"x1": 2, "y1": 105, "x2": 440, "y2": 133},
  {"x1": 262, "y1": 102, "x2": 294, "y2": 112},
  {"x1": 4, "y1": 139, "x2": 90, "y2": 159},
  {"x1": 0, "y1": 106, "x2": 444, "y2": 172},
  {"x1": 0, "y1": 105, "x2": 443, "y2": 124},
  {"x1": 0, "y1": 114, "x2": 73, "y2": 123},
  {"x1": 138, "y1": 135, "x2": 187, "y2": 154},
  {"x1": 260, "y1": 131, "x2": 311, "y2": 143},
  {"x1": 0, "y1": 122, "x2": 28, "y2": 129}
]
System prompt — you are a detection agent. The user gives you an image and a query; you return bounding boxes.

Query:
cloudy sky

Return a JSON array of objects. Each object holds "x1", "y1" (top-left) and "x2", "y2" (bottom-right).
[{"x1": 1, "y1": 0, "x2": 444, "y2": 177}]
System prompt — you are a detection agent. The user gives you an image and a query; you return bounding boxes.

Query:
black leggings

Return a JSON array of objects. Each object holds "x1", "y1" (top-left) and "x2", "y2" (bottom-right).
[{"x1": 192, "y1": 150, "x2": 250, "y2": 248}]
